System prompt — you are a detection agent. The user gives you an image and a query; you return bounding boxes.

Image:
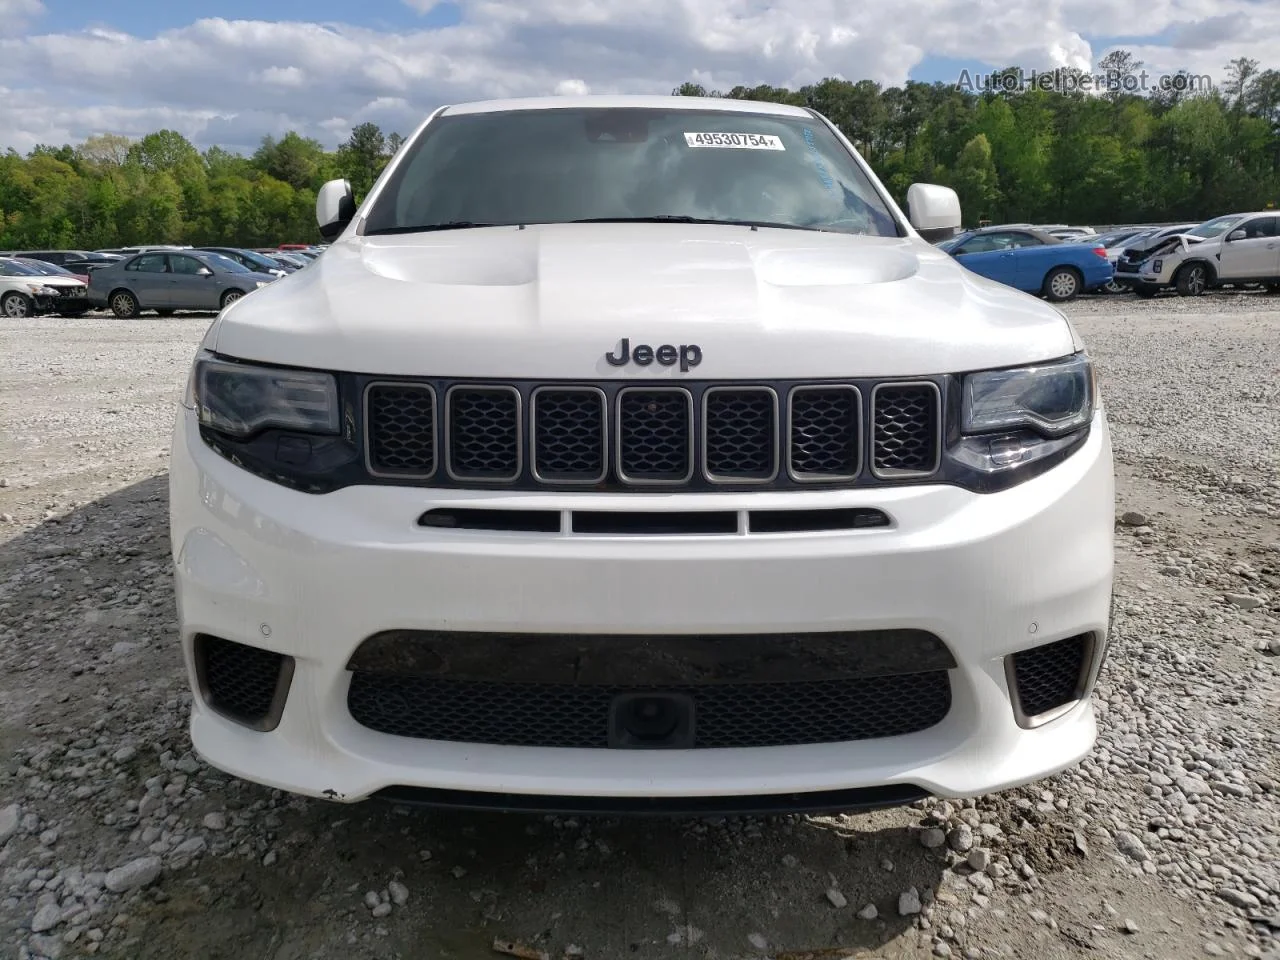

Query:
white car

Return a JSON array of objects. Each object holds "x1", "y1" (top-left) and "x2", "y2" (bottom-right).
[
  {"x1": 1131, "y1": 212, "x2": 1280, "y2": 296},
  {"x1": 169, "y1": 95, "x2": 1115, "y2": 814},
  {"x1": 0, "y1": 257, "x2": 89, "y2": 317}
]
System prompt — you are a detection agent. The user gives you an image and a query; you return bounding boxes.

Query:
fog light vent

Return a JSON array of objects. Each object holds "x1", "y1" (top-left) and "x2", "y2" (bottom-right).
[
  {"x1": 1009, "y1": 633, "x2": 1091, "y2": 721},
  {"x1": 194, "y1": 635, "x2": 294, "y2": 731}
]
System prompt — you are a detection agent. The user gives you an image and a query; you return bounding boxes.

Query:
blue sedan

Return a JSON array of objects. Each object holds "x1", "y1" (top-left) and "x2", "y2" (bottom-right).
[{"x1": 937, "y1": 227, "x2": 1113, "y2": 301}]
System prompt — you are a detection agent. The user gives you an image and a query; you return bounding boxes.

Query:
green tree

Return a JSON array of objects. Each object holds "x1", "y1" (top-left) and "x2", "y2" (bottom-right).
[
  {"x1": 337, "y1": 122, "x2": 387, "y2": 200},
  {"x1": 950, "y1": 134, "x2": 1001, "y2": 224}
]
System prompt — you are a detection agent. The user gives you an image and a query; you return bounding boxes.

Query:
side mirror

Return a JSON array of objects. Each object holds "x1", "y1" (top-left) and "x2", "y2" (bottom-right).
[
  {"x1": 1226, "y1": 229, "x2": 1246, "y2": 241},
  {"x1": 196, "y1": 266, "x2": 213, "y2": 277},
  {"x1": 316, "y1": 179, "x2": 356, "y2": 241},
  {"x1": 907, "y1": 183, "x2": 962, "y2": 243}
]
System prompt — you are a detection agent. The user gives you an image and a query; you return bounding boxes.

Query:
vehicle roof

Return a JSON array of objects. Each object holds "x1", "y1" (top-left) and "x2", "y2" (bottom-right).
[
  {"x1": 439, "y1": 94, "x2": 813, "y2": 119},
  {"x1": 961, "y1": 226, "x2": 1062, "y2": 242}
]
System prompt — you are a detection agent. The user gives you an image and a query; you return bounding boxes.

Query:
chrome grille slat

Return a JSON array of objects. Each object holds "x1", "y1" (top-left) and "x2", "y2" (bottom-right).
[
  {"x1": 702, "y1": 387, "x2": 778, "y2": 483},
  {"x1": 366, "y1": 382, "x2": 437, "y2": 478},
  {"x1": 363, "y1": 378, "x2": 943, "y2": 490},
  {"x1": 871, "y1": 382, "x2": 941, "y2": 478},
  {"x1": 616, "y1": 387, "x2": 694, "y2": 484},
  {"x1": 446, "y1": 385, "x2": 522, "y2": 482},
  {"x1": 788, "y1": 385, "x2": 861, "y2": 481},
  {"x1": 532, "y1": 386, "x2": 607, "y2": 483}
]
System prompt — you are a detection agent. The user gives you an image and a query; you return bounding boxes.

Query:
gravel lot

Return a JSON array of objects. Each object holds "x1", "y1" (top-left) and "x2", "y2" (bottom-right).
[{"x1": 1, "y1": 295, "x2": 1277, "y2": 960}]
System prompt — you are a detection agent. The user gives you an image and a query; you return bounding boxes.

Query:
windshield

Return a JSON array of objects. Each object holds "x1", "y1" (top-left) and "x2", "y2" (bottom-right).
[
  {"x1": 1096, "y1": 231, "x2": 1136, "y2": 247},
  {"x1": 0, "y1": 258, "x2": 44, "y2": 276},
  {"x1": 19, "y1": 259, "x2": 74, "y2": 276},
  {"x1": 363, "y1": 108, "x2": 903, "y2": 237},
  {"x1": 1188, "y1": 215, "x2": 1245, "y2": 239},
  {"x1": 234, "y1": 250, "x2": 279, "y2": 272},
  {"x1": 203, "y1": 253, "x2": 251, "y2": 273}
]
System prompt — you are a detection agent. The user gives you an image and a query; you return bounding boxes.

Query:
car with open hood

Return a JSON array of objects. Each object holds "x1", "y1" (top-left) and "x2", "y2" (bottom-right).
[
  {"x1": 0, "y1": 256, "x2": 90, "y2": 317},
  {"x1": 1124, "y1": 212, "x2": 1280, "y2": 297}
]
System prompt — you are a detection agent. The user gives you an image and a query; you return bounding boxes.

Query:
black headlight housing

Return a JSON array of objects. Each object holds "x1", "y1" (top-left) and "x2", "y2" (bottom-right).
[
  {"x1": 942, "y1": 352, "x2": 1096, "y2": 493},
  {"x1": 185, "y1": 352, "x2": 363, "y2": 492}
]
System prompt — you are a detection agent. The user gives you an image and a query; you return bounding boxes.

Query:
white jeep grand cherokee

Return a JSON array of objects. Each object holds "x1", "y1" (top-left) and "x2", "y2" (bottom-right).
[{"x1": 169, "y1": 96, "x2": 1115, "y2": 815}]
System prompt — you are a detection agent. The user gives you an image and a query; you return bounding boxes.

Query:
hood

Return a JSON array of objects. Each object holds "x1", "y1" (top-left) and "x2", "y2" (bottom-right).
[{"x1": 210, "y1": 223, "x2": 1079, "y2": 379}]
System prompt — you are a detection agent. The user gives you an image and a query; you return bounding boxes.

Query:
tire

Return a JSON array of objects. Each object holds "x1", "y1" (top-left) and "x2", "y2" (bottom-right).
[
  {"x1": 1175, "y1": 262, "x2": 1211, "y2": 297},
  {"x1": 1102, "y1": 278, "x2": 1126, "y2": 294},
  {"x1": 2, "y1": 291, "x2": 33, "y2": 318},
  {"x1": 220, "y1": 289, "x2": 245, "y2": 309},
  {"x1": 1042, "y1": 267, "x2": 1082, "y2": 302},
  {"x1": 109, "y1": 289, "x2": 139, "y2": 319}
]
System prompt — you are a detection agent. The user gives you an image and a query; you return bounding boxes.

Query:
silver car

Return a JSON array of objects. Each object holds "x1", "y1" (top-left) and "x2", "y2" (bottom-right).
[{"x1": 87, "y1": 250, "x2": 277, "y2": 318}]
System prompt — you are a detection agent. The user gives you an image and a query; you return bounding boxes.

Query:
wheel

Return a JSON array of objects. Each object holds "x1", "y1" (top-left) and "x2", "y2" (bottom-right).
[
  {"x1": 1133, "y1": 283, "x2": 1158, "y2": 299},
  {"x1": 220, "y1": 289, "x2": 245, "y2": 309},
  {"x1": 1102, "y1": 277, "x2": 1126, "y2": 294},
  {"x1": 1042, "y1": 267, "x2": 1082, "y2": 302},
  {"x1": 156, "y1": 309, "x2": 175, "y2": 317},
  {"x1": 109, "y1": 289, "x2": 139, "y2": 318},
  {"x1": 2, "y1": 292, "x2": 32, "y2": 318},
  {"x1": 1175, "y1": 262, "x2": 1210, "y2": 296}
]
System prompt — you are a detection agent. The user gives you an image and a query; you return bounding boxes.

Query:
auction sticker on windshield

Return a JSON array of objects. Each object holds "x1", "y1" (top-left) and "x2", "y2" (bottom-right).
[{"x1": 683, "y1": 132, "x2": 786, "y2": 150}]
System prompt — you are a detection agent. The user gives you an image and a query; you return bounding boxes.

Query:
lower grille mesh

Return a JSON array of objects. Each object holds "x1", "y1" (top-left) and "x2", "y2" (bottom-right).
[
  {"x1": 1011, "y1": 634, "x2": 1088, "y2": 717},
  {"x1": 198, "y1": 636, "x2": 289, "y2": 728},
  {"x1": 347, "y1": 672, "x2": 952, "y2": 748}
]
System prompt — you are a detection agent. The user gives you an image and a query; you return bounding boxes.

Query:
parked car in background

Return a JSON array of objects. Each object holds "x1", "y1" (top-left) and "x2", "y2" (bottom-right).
[
  {"x1": 11, "y1": 257, "x2": 89, "y2": 285},
  {"x1": 266, "y1": 252, "x2": 309, "y2": 270},
  {"x1": 5, "y1": 249, "x2": 92, "y2": 268},
  {"x1": 63, "y1": 252, "x2": 125, "y2": 274},
  {"x1": 936, "y1": 226, "x2": 1112, "y2": 301},
  {"x1": 88, "y1": 250, "x2": 278, "y2": 318},
  {"x1": 1092, "y1": 228, "x2": 1155, "y2": 293},
  {"x1": 1043, "y1": 226, "x2": 1098, "y2": 241},
  {"x1": 195, "y1": 246, "x2": 289, "y2": 277},
  {"x1": 1110, "y1": 223, "x2": 1198, "y2": 291},
  {"x1": 0, "y1": 256, "x2": 90, "y2": 317},
  {"x1": 1126, "y1": 212, "x2": 1280, "y2": 297}
]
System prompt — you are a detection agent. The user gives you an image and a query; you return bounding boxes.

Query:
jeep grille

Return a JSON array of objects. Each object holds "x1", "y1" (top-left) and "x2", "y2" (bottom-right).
[{"x1": 364, "y1": 377, "x2": 944, "y2": 491}]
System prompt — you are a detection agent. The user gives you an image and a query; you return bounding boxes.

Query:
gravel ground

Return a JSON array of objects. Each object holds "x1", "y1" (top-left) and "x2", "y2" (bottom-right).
[{"x1": 0, "y1": 295, "x2": 1277, "y2": 960}]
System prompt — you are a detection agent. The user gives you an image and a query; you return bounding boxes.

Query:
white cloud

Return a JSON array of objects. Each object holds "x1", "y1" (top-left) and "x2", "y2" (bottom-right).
[
  {"x1": 0, "y1": 0, "x2": 42, "y2": 34},
  {"x1": 0, "y1": 2, "x2": 1273, "y2": 153},
  {"x1": 555, "y1": 78, "x2": 590, "y2": 96},
  {"x1": 259, "y1": 65, "x2": 305, "y2": 87}
]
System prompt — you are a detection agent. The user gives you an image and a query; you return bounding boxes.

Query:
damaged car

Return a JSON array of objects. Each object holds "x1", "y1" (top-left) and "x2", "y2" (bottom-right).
[{"x1": 1126, "y1": 212, "x2": 1280, "y2": 297}]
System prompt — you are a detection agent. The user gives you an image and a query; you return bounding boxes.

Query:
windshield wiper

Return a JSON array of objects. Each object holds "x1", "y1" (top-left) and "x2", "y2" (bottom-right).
[
  {"x1": 365, "y1": 221, "x2": 509, "y2": 235},
  {"x1": 570, "y1": 216, "x2": 829, "y2": 232}
]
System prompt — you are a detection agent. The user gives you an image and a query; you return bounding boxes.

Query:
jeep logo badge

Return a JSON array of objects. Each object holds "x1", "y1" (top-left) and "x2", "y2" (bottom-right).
[{"x1": 605, "y1": 338, "x2": 702, "y2": 372}]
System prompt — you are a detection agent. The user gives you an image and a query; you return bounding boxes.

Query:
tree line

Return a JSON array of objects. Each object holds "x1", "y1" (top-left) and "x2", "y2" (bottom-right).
[{"x1": 1, "y1": 51, "x2": 1277, "y2": 250}]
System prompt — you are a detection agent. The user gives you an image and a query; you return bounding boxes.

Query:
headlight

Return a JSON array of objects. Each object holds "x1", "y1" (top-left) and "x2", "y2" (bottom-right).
[
  {"x1": 962, "y1": 354, "x2": 1093, "y2": 437},
  {"x1": 950, "y1": 354, "x2": 1095, "y2": 481},
  {"x1": 193, "y1": 357, "x2": 339, "y2": 438},
  {"x1": 255, "y1": 281, "x2": 268, "y2": 288}
]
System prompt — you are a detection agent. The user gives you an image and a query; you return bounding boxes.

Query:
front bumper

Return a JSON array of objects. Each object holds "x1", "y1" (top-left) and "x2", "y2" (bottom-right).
[{"x1": 169, "y1": 406, "x2": 1115, "y2": 806}]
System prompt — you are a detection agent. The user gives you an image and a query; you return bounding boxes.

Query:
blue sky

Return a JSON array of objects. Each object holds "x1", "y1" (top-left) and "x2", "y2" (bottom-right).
[{"x1": 0, "y1": 1, "x2": 1261, "y2": 154}]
